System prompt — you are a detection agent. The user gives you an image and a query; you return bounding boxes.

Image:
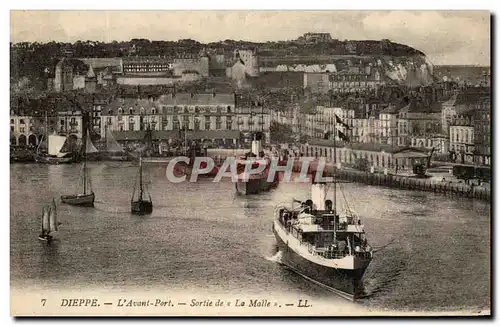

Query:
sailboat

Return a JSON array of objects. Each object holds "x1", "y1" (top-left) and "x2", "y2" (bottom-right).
[
  {"x1": 60, "y1": 155, "x2": 95, "y2": 206},
  {"x1": 34, "y1": 133, "x2": 74, "y2": 164},
  {"x1": 272, "y1": 116, "x2": 373, "y2": 301},
  {"x1": 61, "y1": 125, "x2": 97, "y2": 206},
  {"x1": 38, "y1": 199, "x2": 60, "y2": 242},
  {"x1": 131, "y1": 156, "x2": 153, "y2": 215},
  {"x1": 104, "y1": 126, "x2": 129, "y2": 161},
  {"x1": 34, "y1": 112, "x2": 74, "y2": 164}
]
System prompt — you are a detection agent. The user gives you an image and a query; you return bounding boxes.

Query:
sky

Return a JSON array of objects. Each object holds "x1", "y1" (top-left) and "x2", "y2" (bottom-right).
[{"x1": 10, "y1": 10, "x2": 490, "y2": 66}]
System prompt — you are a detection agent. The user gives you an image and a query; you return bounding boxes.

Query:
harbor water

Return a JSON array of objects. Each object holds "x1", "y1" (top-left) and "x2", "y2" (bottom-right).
[{"x1": 10, "y1": 162, "x2": 491, "y2": 313}]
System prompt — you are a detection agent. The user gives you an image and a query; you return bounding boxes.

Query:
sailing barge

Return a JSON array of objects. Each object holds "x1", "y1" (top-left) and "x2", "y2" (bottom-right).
[{"x1": 131, "y1": 156, "x2": 153, "y2": 215}]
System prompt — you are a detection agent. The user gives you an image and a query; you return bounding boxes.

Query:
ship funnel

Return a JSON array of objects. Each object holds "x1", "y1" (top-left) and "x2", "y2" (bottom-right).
[
  {"x1": 311, "y1": 182, "x2": 327, "y2": 211},
  {"x1": 251, "y1": 140, "x2": 262, "y2": 156}
]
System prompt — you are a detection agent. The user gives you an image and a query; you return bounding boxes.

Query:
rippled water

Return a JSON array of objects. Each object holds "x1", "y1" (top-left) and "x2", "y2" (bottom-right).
[{"x1": 10, "y1": 162, "x2": 491, "y2": 312}]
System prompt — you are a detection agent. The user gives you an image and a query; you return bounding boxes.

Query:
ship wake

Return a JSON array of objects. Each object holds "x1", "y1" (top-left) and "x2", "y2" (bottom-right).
[
  {"x1": 358, "y1": 246, "x2": 409, "y2": 301},
  {"x1": 265, "y1": 249, "x2": 284, "y2": 263}
]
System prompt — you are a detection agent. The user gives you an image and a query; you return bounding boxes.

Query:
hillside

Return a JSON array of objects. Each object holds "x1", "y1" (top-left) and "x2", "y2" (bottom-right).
[{"x1": 11, "y1": 38, "x2": 435, "y2": 90}]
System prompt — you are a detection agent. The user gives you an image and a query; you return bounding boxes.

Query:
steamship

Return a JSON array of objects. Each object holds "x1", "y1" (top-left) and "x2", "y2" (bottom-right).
[
  {"x1": 272, "y1": 119, "x2": 373, "y2": 300},
  {"x1": 235, "y1": 133, "x2": 279, "y2": 195}
]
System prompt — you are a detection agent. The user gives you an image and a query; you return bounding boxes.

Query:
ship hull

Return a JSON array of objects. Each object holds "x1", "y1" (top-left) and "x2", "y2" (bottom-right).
[
  {"x1": 61, "y1": 193, "x2": 95, "y2": 207},
  {"x1": 235, "y1": 174, "x2": 280, "y2": 195},
  {"x1": 273, "y1": 226, "x2": 367, "y2": 300},
  {"x1": 34, "y1": 154, "x2": 74, "y2": 165},
  {"x1": 131, "y1": 200, "x2": 153, "y2": 215}
]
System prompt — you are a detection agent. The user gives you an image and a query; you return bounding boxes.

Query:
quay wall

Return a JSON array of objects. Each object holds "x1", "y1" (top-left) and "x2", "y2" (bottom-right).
[{"x1": 315, "y1": 164, "x2": 491, "y2": 202}]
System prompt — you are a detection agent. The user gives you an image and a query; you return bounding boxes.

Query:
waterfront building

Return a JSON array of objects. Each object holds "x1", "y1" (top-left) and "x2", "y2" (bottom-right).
[
  {"x1": 449, "y1": 107, "x2": 475, "y2": 164},
  {"x1": 473, "y1": 97, "x2": 491, "y2": 166},
  {"x1": 10, "y1": 115, "x2": 35, "y2": 146},
  {"x1": 99, "y1": 93, "x2": 271, "y2": 146},
  {"x1": 397, "y1": 99, "x2": 441, "y2": 147},
  {"x1": 379, "y1": 104, "x2": 399, "y2": 145}
]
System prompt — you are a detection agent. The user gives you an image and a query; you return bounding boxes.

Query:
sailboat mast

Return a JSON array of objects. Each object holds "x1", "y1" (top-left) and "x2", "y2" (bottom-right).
[
  {"x1": 139, "y1": 156, "x2": 143, "y2": 200},
  {"x1": 41, "y1": 206, "x2": 44, "y2": 234},
  {"x1": 83, "y1": 153, "x2": 87, "y2": 194},
  {"x1": 333, "y1": 118, "x2": 337, "y2": 214},
  {"x1": 184, "y1": 118, "x2": 188, "y2": 156}
]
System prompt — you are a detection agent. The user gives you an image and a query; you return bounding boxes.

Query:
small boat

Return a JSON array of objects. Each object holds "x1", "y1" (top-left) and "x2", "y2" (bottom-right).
[
  {"x1": 131, "y1": 156, "x2": 153, "y2": 215},
  {"x1": 38, "y1": 199, "x2": 60, "y2": 242},
  {"x1": 60, "y1": 160, "x2": 95, "y2": 206},
  {"x1": 61, "y1": 127, "x2": 96, "y2": 207}
]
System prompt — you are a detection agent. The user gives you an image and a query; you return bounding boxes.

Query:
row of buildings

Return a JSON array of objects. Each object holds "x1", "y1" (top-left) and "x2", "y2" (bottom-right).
[
  {"x1": 10, "y1": 93, "x2": 271, "y2": 149},
  {"x1": 273, "y1": 86, "x2": 491, "y2": 166}
]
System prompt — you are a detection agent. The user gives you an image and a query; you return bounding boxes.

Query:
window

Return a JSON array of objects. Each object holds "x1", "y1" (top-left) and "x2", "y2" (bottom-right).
[
  {"x1": 226, "y1": 117, "x2": 232, "y2": 130},
  {"x1": 118, "y1": 108, "x2": 123, "y2": 114},
  {"x1": 119, "y1": 125, "x2": 124, "y2": 131},
  {"x1": 60, "y1": 119, "x2": 64, "y2": 126},
  {"x1": 20, "y1": 127, "x2": 25, "y2": 133},
  {"x1": 10, "y1": 119, "x2": 14, "y2": 124},
  {"x1": 10, "y1": 126, "x2": 14, "y2": 132},
  {"x1": 129, "y1": 108, "x2": 133, "y2": 115},
  {"x1": 151, "y1": 108, "x2": 156, "y2": 115},
  {"x1": 129, "y1": 123, "x2": 134, "y2": 131},
  {"x1": 107, "y1": 117, "x2": 112, "y2": 125},
  {"x1": 205, "y1": 116, "x2": 211, "y2": 130}
]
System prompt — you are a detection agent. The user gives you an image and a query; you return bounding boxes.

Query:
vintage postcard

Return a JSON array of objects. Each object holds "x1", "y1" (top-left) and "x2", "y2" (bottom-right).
[{"x1": 9, "y1": 10, "x2": 491, "y2": 317}]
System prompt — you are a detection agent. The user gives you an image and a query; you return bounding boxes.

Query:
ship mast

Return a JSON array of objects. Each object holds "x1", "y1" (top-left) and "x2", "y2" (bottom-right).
[
  {"x1": 333, "y1": 114, "x2": 337, "y2": 214},
  {"x1": 139, "y1": 155, "x2": 143, "y2": 201}
]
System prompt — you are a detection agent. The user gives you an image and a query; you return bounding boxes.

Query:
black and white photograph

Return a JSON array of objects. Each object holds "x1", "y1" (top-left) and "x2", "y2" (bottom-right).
[{"x1": 9, "y1": 10, "x2": 491, "y2": 317}]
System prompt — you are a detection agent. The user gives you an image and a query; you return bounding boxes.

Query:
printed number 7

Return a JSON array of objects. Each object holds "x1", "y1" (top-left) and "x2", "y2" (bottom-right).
[{"x1": 41, "y1": 299, "x2": 47, "y2": 306}]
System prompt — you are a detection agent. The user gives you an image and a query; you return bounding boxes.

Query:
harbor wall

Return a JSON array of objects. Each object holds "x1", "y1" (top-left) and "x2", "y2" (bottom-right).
[{"x1": 315, "y1": 164, "x2": 491, "y2": 202}]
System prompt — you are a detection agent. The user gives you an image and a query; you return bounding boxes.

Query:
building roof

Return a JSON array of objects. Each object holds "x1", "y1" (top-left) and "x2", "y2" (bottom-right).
[
  {"x1": 305, "y1": 140, "x2": 405, "y2": 153},
  {"x1": 56, "y1": 58, "x2": 90, "y2": 75},
  {"x1": 380, "y1": 105, "x2": 399, "y2": 114},
  {"x1": 112, "y1": 130, "x2": 241, "y2": 141},
  {"x1": 392, "y1": 147, "x2": 431, "y2": 158},
  {"x1": 86, "y1": 65, "x2": 96, "y2": 79},
  {"x1": 122, "y1": 56, "x2": 173, "y2": 64},
  {"x1": 157, "y1": 93, "x2": 235, "y2": 106},
  {"x1": 454, "y1": 106, "x2": 475, "y2": 117},
  {"x1": 105, "y1": 98, "x2": 157, "y2": 115},
  {"x1": 401, "y1": 99, "x2": 441, "y2": 114}
]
